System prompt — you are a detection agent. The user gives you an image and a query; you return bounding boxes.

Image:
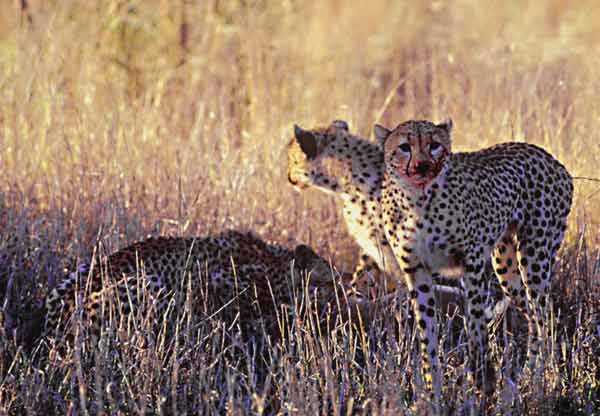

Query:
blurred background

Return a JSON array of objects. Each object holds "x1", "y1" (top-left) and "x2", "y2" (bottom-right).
[{"x1": 0, "y1": 0, "x2": 598, "y2": 268}]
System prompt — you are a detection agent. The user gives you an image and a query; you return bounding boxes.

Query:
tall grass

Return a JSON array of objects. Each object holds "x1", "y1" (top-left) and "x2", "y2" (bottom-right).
[{"x1": 0, "y1": 0, "x2": 598, "y2": 413}]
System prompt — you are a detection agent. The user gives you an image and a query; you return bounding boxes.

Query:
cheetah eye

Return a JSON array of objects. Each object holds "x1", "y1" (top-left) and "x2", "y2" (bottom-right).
[
  {"x1": 399, "y1": 143, "x2": 411, "y2": 153},
  {"x1": 429, "y1": 142, "x2": 441, "y2": 152}
]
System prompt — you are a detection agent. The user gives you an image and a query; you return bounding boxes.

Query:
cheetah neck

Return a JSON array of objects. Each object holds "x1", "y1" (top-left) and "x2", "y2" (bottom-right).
[
  {"x1": 321, "y1": 134, "x2": 382, "y2": 197},
  {"x1": 349, "y1": 146, "x2": 383, "y2": 195},
  {"x1": 382, "y1": 163, "x2": 449, "y2": 221},
  {"x1": 315, "y1": 154, "x2": 353, "y2": 195}
]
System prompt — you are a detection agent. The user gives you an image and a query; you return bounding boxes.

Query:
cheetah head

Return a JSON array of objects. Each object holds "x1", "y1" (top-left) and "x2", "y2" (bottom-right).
[
  {"x1": 374, "y1": 119, "x2": 452, "y2": 188},
  {"x1": 286, "y1": 120, "x2": 351, "y2": 194},
  {"x1": 292, "y1": 244, "x2": 333, "y2": 279},
  {"x1": 292, "y1": 246, "x2": 396, "y2": 312},
  {"x1": 292, "y1": 244, "x2": 359, "y2": 303}
]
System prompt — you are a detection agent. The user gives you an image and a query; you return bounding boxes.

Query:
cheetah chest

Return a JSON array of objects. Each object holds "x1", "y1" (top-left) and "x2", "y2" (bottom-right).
[
  {"x1": 342, "y1": 196, "x2": 388, "y2": 268},
  {"x1": 402, "y1": 195, "x2": 467, "y2": 278}
]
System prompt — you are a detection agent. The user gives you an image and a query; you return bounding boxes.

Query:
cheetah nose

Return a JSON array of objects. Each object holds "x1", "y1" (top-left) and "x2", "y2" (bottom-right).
[{"x1": 415, "y1": 162, "x2": 430, "y2": 175}]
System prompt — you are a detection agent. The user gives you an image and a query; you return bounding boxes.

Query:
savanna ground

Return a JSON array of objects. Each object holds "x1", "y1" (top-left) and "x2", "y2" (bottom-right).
[{"x1": 0, "y1": 1, "x2": 599, "y2": 414}]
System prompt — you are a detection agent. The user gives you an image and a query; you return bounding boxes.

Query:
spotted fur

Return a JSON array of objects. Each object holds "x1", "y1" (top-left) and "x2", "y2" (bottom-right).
[
  {"x1": 375, "y1": 119, "x2": 573, "y2": 400},
  {"x1": 287, "y1": 121, "x2": 472, "y2": 298},
  {"x1": 45, "y1": 230, "x2": 353, "y2": 341},
  {"x1": 287, "y1": 121, "x2": 398, "y2": 286}
]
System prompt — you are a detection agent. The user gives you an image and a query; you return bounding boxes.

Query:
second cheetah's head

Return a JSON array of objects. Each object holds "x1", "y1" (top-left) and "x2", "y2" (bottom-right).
[
  {"x1": 286, "y1": 120, "x2": 351, "y2": 194},
  {"x1": 294, "y1": 244, "x2": 389, "y2": 307},
  {"x1": 292, "y1": 244, "x2": 333, "y2": 281},
  {"x1": 374, "y1": 119, "x2": 452, "y2": 188},
  {"x1": 292, "y1": 244, "x2": 356, "y2": 304}
]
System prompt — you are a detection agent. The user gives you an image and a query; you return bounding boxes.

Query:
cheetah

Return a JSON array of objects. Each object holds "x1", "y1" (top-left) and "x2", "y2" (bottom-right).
[
  {"x1": 375, "y1": 119, "x2": 573, "y2": 399},
  {"x1": 288, "y1": 120, "x2": 397, "y2": 288},
  {"x1": 288, "y1": 120, "x2": 474, "y2": 300},
  {"x1": 45, "y1": 230, "x2": 355, "y2": 341}
]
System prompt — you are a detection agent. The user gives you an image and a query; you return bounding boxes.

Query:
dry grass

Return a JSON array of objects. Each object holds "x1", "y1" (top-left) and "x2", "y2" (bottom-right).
[{"x1": 0, "y1": 0, "x2": 598, "y2": 414}]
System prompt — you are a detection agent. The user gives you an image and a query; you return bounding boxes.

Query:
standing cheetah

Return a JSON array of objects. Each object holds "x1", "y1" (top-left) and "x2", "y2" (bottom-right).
[
  {"x1": 288, "y1": 120, "x2": 473, "y2": 299},
  {"x1": 375, "y1": 119, "x2": 573, "y2": 398},
  {"x1": 288, "y1": 120, "x2": 397, "y2": 289},
  {"x1": 46, "y1": 230, "x2": 353, "y2": 341}
]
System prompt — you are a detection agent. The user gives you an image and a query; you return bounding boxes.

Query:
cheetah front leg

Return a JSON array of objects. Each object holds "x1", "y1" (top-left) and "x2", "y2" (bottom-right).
[
  {"x1": 352, "y1": 252, "x2": 381, "y2": 282},
  {"x1": 491, "y1": 227, "x2": 530, "y2": 321},
  {"x1": 462, "y1": 249, "x2": 496, "y2": 396},
  {"x1": 393, "y1": 257, "x2": 441, "y2": 409},
  {"x1": 410, "y1": 269, "x2": 441, "y2": 401},
  {"x1": 350, "y1": 253, "x2": 392, "y2": 300},
  {"x1": 384, "y1": 229, "x2": 441, "y2": 408}
]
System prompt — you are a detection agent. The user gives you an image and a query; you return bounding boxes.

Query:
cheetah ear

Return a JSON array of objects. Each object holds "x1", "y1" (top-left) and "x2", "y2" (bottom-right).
[
  {"x1": 293, "y1": 124, "x2": 319, "y2": 159},
  {"x1": 293, "y1": 244, "x2": 318, "y2": 269},
  {"x1": 373, "y1": 124, "x2": 391, "y2": 144},
  {"x1": 331, "y1": 119, "x2": 349, "y2": 131},
  {"x1": 437, "y1": 118, "x2": 453, "y2": 133}
]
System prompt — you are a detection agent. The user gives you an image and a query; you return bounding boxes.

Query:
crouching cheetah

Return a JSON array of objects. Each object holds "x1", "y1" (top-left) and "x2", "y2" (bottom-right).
[
  {"x1": 375, "y1": 119, "x2": 573, "y2": 400},
  {"x1": 45, "y1": 230, "x2": 354, "y2": 342},
  {"x1": 288, "y1": 120, "x2": 470, "y2": 300}
]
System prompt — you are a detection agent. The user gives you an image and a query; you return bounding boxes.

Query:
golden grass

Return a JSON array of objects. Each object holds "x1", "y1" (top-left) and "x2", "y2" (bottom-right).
[
  {"x1": 0, "y1": 1, "x2": 598, "y2": 413},
  {"x1": 1, "y1": 1, "x2": 599, "y2": 253}
]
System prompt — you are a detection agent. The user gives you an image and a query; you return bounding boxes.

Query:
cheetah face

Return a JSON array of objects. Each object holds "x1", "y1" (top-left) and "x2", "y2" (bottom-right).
[
  {"x1": 292, "y1": 244, "x2": 345, "y2": 302},
  {"x1": 374, "y1": 119, "x2": 452, "y2": 188},
  {"x1": 292, "y1": 244, "x2": 365, "y2": 305},
  {"x1": 293, "y1": 244, "x2": 333, "y2": 280},
  {"x1": 286, "y1": 120, "x2": 350, "y2": 193}
]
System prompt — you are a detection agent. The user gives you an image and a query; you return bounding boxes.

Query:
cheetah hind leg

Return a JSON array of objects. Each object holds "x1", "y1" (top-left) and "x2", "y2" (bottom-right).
[
  {"x1": 515, "y1": 233, "x2": 553, "y2": 378},
  {"x1": 490, "y1": 226, "x2": 531, "y2": 382},
  {"x1": 491, "y1": 226, "x2": 531, "y2": 325},
  {"x1": 45, "y1": 264, "x2": 91, "y2": 340}
]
